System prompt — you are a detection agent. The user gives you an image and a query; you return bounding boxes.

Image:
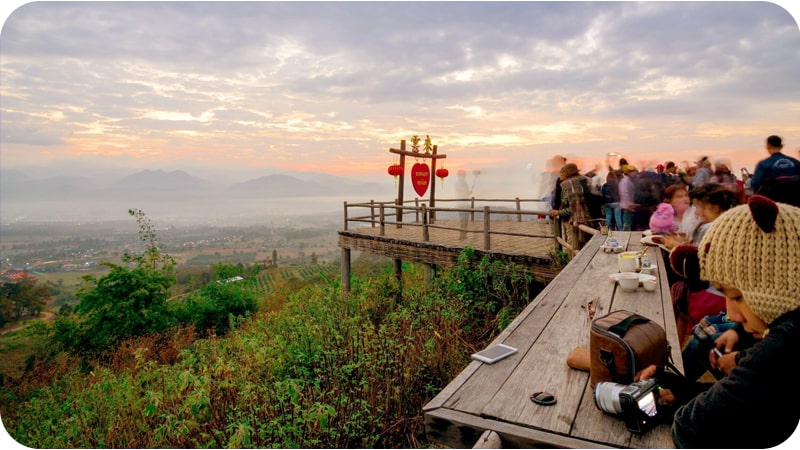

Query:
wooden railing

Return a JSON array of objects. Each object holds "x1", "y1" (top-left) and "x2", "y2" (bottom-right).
[
  {"x1": 342, "y1": 197, "x2": 564, "y2": 251},
  {"x1": 342, "y1": 197, "x2": 603, "y2": 257}
]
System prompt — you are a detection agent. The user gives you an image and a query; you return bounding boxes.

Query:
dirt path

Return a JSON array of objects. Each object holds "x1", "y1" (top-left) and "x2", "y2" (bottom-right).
[{"x1": 0, "y1": 311, "x2": 55, "y2": 335}]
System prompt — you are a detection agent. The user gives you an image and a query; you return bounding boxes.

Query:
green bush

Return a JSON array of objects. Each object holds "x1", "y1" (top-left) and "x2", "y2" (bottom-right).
[{"x1": 1, "y1": 249, "x2": 544, "y2": 448}]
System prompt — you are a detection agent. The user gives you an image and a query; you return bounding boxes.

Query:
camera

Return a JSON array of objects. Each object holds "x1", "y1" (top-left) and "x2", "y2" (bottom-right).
[{"x1": 593, "y1": 378, "x2": 660, "y2": 434}]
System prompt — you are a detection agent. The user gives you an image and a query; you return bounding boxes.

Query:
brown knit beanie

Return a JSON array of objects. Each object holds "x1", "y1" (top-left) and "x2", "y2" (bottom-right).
[
  {"x1": 560, "y1": 163, "x2": 579, "y2": 177},
  {"x1": 698, "y1": 195, "x2": 800, "y2": 324}
]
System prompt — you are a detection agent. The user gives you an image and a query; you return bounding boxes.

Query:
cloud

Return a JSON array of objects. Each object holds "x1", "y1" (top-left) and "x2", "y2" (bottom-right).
[{"x1": 1, "y1": 1, "x2": 799, "y2": 182}]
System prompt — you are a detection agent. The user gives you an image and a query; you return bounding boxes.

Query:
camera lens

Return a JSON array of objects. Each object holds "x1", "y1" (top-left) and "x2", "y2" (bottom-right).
[{"x1": 594, "y1": 382, "x2": 625, "y2": 414}]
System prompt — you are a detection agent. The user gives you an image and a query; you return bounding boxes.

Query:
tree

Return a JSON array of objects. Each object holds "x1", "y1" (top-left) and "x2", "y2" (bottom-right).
[
  {"x1": 272, "y1": 249, "x2": 278, "y2": 267},
  {"x1": 53, "y1": 209, "x2": 176, "y2": 354},
  {"x1": 0, "y1": 278, "x2": 50, "y2": 325}
]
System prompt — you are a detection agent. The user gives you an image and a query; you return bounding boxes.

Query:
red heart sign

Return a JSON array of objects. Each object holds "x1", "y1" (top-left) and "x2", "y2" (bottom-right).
[{"x1": 411, "y1": 162, "x2": 430, "y2": 197}]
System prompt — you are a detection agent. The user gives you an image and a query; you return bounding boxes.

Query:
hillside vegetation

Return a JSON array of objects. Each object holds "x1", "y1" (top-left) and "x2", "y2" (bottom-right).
[{"x1": 0, "y1": 211, "x2": 545, "y2": 448}]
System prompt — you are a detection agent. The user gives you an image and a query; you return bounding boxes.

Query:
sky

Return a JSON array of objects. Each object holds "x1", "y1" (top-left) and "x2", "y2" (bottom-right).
[{"x1": 2, "y1": 0, "x2": 800, "y2": 199}]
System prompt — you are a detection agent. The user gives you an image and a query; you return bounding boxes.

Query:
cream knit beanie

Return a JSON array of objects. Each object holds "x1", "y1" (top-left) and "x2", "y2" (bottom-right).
[{"x1": 698, "y1": 195, "x2": 800, "y2": 324}]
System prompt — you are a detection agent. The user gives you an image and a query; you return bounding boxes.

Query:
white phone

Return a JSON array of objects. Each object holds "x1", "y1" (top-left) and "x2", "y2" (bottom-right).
[{"x1": 471, "y1": 344, "x2": 518, "y2": 364}]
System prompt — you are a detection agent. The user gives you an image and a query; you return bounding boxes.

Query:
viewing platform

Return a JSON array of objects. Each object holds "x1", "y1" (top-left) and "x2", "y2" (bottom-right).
[{"x1": 337, "y1": 198, "x2": 572, "y2": 289}]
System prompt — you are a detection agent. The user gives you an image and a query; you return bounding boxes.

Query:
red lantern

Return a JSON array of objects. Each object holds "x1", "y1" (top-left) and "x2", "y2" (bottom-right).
[
  {"x1": 388, "y1": 163, "x2": 403, "y2": 186},
  {"x1": 436, "y1": 167, "x2": 449, "y2": 187},
  {"x1": 388, "y1": 164, "x2": 403, "y2": 177}
]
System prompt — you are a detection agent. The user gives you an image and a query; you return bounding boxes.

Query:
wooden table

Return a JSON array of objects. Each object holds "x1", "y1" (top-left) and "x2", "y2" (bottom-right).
[{"x1": 423, "y1": 231, "x2": 684, "y2": 448}]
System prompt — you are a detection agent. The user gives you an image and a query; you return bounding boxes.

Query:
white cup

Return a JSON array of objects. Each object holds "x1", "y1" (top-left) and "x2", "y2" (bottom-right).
[
  {"x1": 618, "y1": 251, "x2": 639, "y2": 273},
  {"x1": 643, "y1": 279, "x2": 658, "y2": 292},
  {"x1": 618, "y1": 272, "x2": 640, "y2": 292}
]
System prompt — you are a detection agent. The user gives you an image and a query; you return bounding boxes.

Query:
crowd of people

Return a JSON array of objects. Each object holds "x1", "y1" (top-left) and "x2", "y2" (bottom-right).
[{"x1": 548, "y1": 135, "x2": 800, "y2": 447}]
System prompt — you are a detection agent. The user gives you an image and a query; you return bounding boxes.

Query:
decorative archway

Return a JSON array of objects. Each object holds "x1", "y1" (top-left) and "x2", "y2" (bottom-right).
[{"x1": 388, "y1": 135, "x2": 447, "y2": 225}]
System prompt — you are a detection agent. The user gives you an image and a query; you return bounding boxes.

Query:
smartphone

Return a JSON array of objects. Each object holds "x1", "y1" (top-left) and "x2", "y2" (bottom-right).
[{"x1": 471, "y1": 344, "x2": 518, "y2": 364}]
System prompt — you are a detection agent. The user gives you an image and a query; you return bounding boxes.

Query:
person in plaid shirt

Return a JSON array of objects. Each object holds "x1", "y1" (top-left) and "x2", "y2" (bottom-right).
[{"x1": 551, "y1": 163, "x2": 592, "y2": 246}]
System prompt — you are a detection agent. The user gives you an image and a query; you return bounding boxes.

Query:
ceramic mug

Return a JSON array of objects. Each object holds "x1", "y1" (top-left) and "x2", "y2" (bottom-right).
[{"x1": 618, "y1": 251, "x2": 640, "y2": 273}]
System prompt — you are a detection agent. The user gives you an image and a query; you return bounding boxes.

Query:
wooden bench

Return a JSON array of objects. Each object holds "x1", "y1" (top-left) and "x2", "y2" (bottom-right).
[{"x1": 423, "y1": 231, "x2": 683, "y2": 448}]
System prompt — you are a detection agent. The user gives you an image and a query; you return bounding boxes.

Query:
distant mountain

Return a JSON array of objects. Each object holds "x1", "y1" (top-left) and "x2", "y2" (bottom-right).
[
  {"x1": 1, "y1": 167, "x2": 396, "y2": 223},
  {"x1": 113, "y1": 169, "x2": 217, "y2": 191},
  {"x1": 0, "y1": 174, "x2": 101, "y2": 201},
  {"x1": 227, "y1": 173, "x2": 388, "y2": 197}
]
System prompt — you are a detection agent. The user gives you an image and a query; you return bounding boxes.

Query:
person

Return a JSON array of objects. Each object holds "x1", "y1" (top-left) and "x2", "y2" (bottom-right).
[
  {"x1": 750, "y1": 134, "x2": 800, "y2": 194},
  {"x1": 663, "y1": 161, "x2": 687, "y2": 187},
  {"x1": 550, "y1": 163, "x2": 592, "y2": 247},
  {"x1": 666, "y1": 184, "x2": 737, "y2": 346},
  {"x1": 691, "y1": 157, "x2": 712, "y2": 190},
  {"x1": 454, "y1": 170, "x2": 471, "y2": 239},
  {"x1": 618, "y1": 165, "x2": 636, "y2": 231},
  {"x1": 637, "y1": 195, "x2": 800, "y2": 448},
  {"x1": 663, "y1": 184, "x2": 694, "y2": 235},
  {"x1": 648, "y1": 202, "x2": 676, "y2": 234},
  {"x1": 541, "y1": 155, "x2": 567, "y2": 211},
  {"x1": 601, "y1": 170, "x2": 621, "y2": 231}
]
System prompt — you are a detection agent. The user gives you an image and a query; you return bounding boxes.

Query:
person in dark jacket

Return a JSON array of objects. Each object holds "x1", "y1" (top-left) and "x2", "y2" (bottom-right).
[
  {"x1": 638, "y1": 195, "x2": 800, "y2": 448},
  {"x1": 751, "y1": 134, "x2": 800, "y2": 193}
]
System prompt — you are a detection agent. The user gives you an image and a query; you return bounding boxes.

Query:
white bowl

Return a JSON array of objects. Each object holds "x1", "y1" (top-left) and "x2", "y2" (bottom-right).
[
  {"x1": 618, "y1": 272, "x2": 640, "y2": 292},
  {"x1": 643, "y1": 279, "x2": 658, "y2": 292}
]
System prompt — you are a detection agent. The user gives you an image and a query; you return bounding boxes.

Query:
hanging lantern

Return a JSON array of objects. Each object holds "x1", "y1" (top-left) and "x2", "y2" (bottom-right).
[
  {"x1": 436, "y1": 167, "x2": 449, "y2": 187},
  {"x1": 388, "y1": 163, "x2": 403, "y2": 186}
]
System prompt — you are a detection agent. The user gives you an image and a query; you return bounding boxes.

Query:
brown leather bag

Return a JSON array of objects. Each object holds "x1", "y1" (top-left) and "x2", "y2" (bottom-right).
[{"x1": 589, "y1": 310, "x2": 668, "y2": 388}]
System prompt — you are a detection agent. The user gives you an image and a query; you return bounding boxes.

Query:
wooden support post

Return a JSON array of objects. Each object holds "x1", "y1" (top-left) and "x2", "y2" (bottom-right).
[
  {"x1": 393, "y1": 258, "x2": 403, "y2": 299},
  {"x1": 483, "y1": 206, "x2": 491, "y2": 250},
  {"x1": 473, "y1": 430, "x2": 503, "y2": 449},
  {"x1": 397, "y1": 140, "x2": 405, "y2": 228},
  {"x1": 430, "y1": 144, "x2": 438, "y2": 222},
  {"x1": 343, "y1": 201, "x2": 349, "y2": 231},
  {"x1": 424, "y1": 263, "x2": 435, "y2": 286},
  {"x1": 341, "y1": 248, "x2": 351, "y2": 292},
  {"x1": 422, "y1": 204, "x2": 429, "y2": 241},
  {"x1": 515, "y1": 197, "x2": 522, "y2": 222}
]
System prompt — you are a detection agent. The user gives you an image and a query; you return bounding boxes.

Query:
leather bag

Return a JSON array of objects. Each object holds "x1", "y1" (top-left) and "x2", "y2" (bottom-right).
[{"x1": 589, "y1": 310, "x2": 668, "y2": 388}]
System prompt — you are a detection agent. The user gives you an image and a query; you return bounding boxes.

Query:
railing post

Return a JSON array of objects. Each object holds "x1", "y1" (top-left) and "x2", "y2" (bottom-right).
[
  {"x1": 516, "y1": 197, "x2": 522, "y2": 222},
  {"x1": 484, "y1": 205, "x2": 491, "y2": 250},
  {"x1": 343, "y1": 201, "x2": 349, "y2": 231},
  {"x1": 553, "y1": 216, "x2": 563, "y2": 251},
  {"x1": 422, "y1": 204, "x2": 429, "y2": 241},
  {"x1": 415, "y1": 198, "x2": 420, "y2": 222},
  {"x1": 380, "y1": 204, "x2": 386, "y2": 236},
  {"x1": 470, "y1": 197, "x2": 476, "y2": 222},
  {"x1": 370, "y1": 199, "x2": 375, "y2": 228}
]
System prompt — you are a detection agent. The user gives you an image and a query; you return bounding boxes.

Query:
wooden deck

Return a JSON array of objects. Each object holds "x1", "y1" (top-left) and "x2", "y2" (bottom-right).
[
  {"x1": 423, "y1": 231, "x2": 683, "y2": 449},
  {"x1": 338, "y1": 219, "x2": 562, "y2": 283}
]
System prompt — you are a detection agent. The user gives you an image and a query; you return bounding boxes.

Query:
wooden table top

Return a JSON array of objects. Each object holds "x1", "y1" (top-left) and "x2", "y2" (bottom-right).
[{"x1": 423, "y1": 231, "x2": 684, "y2": 449}]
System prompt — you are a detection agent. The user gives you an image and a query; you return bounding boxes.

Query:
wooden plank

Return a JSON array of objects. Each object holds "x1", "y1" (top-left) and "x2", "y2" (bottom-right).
[
  {"x1": 425, "y1": 407, "x2": 614, "y2": 449},
  {"x1": 424, "y1": 232, "x2": 680, "y2": 449},
  {"x1": 440, "y1": 234, "x2": 604, "y2": 414},
  {"x1": 480, "y1": 234, "x2": 617, "y2": 435}
]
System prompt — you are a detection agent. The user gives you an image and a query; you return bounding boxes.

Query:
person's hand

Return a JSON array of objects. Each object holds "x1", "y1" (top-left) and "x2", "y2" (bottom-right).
[
  {"x1": 635, "y1": 365, "x2": 676, "y2": 407},
  {"x1": 715, "y1": 328, "x2": 740, "y2": 353},
  {"x1": 662, "y1": 232, "x2": 688, "y2": 250},
  {"x1": 635, "y1": 364, "x2": 658, "y2": 381},
  {"x1": 710, "y1": 350, "x2": 738, "y2": 375},
  {"x1": 550, "y1": 209, "x2": 559, "y2": 218}
]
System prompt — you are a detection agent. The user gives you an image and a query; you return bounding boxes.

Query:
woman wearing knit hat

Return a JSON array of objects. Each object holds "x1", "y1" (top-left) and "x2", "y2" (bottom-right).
[{"x1": 637, "y1": 195, "x2": 800, "y2": 448}]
